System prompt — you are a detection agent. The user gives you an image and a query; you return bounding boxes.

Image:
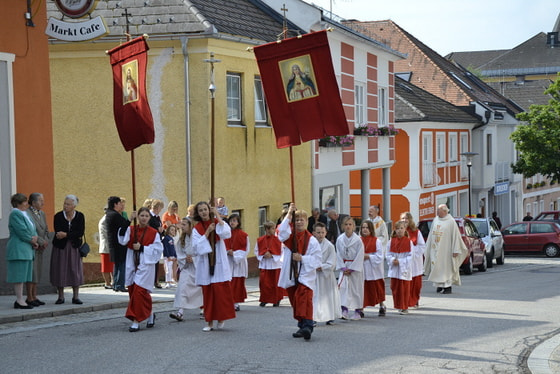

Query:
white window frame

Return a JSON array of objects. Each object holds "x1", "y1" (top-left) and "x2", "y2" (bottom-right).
[
  {"x1": 422, "y1": 132, "x2": 434, "y2": 185},
  {"x1": 459, "y1": 132, "x2": 469, "y2": 178},
  {"x1": 258, "y1": 206, "x2": 268, "y2": 237},
  {"x1": 486, "y1": 133, "x2": 493, "y2": 165},
  {"x1": 448, "y1": 132, "x2": 457, "y2": 162},
  {"x1": 227, "y1": 72, "x2": 242, "y2": 125},
  {"x1": 378, "y1": 86, "x2": 388, "y2": 126},
  {"x1": 0, "y1": 53, "x2": 16, "y2": 230},
  {"x1": 355, "y1": 83, "x2": 365, "y2": 126},
  {"x1": 436, "y1": 132, "x2": 446, "y2": 164},
  {"x1": 254, "y1": 75, "x2": 268, "y2": 126}
]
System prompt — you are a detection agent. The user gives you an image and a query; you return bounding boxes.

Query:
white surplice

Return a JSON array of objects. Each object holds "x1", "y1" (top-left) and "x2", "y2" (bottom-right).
[
  {"x1": 173, "y1": 234, "x2": 203, "y2": 309},
  {"x1": 191, "y1": 221, "x2": 232, "y2": 286},
  {"x1": 336, "y1": 232, "x2": 365, "y2": 310},
  {"x1": 277, "y1": 217, "x2": 321, "y2": 291},
  {"x1": 118, "y1": 227, "x2": 163, "y2": 292},
  {"x1": 313, "y1": 239, "x2": 342, "y2": 322},
  {"x1": 363, "y1": 237, "x2": 385, "y2": 281}
]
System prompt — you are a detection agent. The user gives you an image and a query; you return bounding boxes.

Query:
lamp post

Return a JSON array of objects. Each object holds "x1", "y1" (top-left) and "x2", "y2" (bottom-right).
[{"x1": 461, "y1": 152, "x2": 478, "y2": 217}]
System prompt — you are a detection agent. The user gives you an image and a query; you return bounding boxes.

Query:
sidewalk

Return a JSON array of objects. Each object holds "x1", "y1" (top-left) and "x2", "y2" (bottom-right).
[
  {"x1": 0, "y1": 277, "x2": 558, "y2": 373},
  {"x1": 0, "y1": 276, "x2": 260, "y2": 324}
]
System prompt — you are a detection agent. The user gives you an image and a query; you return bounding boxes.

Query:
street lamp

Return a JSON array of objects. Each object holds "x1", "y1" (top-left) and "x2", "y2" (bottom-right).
[{"x1": 461, "y1": 152, "x2": 478, "y2": 217}]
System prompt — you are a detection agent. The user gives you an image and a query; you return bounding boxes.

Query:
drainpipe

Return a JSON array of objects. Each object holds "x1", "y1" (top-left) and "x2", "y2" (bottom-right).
[{"x1": 181, "y1": 37, "x2": 192, "y2": 204}]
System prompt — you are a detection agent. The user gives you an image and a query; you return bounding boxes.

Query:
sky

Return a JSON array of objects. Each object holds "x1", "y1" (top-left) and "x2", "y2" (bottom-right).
[{"x1": 304, "y1": 0, "x2": 559, "y2": 56}]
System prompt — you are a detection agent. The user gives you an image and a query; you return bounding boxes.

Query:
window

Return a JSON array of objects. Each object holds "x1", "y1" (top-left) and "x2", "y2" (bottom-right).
[
  {"x1": 258, "y1": 206, "x2": 268, "y2": 237},
  {"x1": 448, "y1": 133, "x2": 457, "y2": 162},
  {"x1": 530, "y1": 223, "x2": 555, "y2": 234},
  {"x1": 355, "y1": 83, "x2": 365, "y2": 125},
  {"x1": 320, "y1": 185, "x2": 342, "y2": 213},
  {"x1": 0, "y1": 53, "x2": 16, "y2": 235},
  {"x1": 486, "y1": 133, "x2": 492, "y2": 165},
  {"x1": 227, "y1": 72, "x2": 242, "y2": 125},
  {"x1": 503, "y1": 223, "x2": 527, "y2": 235},
  {"x1": 254, "y1": 75, "x2": 267, "y2": 126},
  {"x1": 378, "y1": 87, "x2": 387, "y2": 126},
  {"x1": 422, "y1": 132, "x2": 434, "y2": 185},
  {"x1": 436, "y1": 132, "x2": 446, "y2": 163}
]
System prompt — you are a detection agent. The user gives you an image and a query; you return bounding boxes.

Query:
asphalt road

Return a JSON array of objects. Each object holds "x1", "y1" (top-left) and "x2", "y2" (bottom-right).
[{"x1": 0, "y1": 256, "x2": 558, "y2": 374}]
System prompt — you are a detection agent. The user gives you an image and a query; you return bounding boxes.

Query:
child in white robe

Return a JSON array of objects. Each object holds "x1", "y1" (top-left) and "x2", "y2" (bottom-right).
[
  {"x1": 312, "y1": 222, "x2": 341, "y2": 324},
  {"x1": 336, "y1": 217, "x2": 365, "y2": 320},
  {"x1": 386, "y1": 221, "x2": 413, "y2": 315},
  {"x1": 169, "y1": 218, "x2": 203, "y2": 321}
]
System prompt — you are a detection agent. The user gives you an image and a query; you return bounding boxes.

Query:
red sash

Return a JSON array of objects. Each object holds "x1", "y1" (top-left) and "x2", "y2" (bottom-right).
[
  {"x1": 224, "y1": 229, "x2": 248, "y2": 251},
  {"x1": 127, "y1": 225, "x2": 158, "y2": 248},
  {"x1": 257, "y1": 234, "x2": 282, "y2": 256},
  {"x1": 390, "y1": 236, "x2": 411, "y2": 253},
  {"x1": 361, "y1": 235, "x2": 378, "y2": 254},
  {"x1": 283, "y1": 229, "x2": 312, "y2": 255},
  {"x1": 194, "y1": 218, "x2": 220, "y2": 241},
  {"x1": 407, "y1": 228, "x2": 418, "y2": 246}
]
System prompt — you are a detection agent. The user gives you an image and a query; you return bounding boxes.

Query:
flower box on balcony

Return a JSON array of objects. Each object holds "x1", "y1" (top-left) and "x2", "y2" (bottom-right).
[
  {"x1": 353, "y1": 124, "x2": 399, "y2": 137},
  {"x1": 318, "y1": 135, "x2": 354, "y2": 147}
]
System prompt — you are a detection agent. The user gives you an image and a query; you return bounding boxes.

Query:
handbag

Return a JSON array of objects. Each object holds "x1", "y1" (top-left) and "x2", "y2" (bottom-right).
[{"x1": 79, "y1": 237, "x2": 90, "y2": 257}]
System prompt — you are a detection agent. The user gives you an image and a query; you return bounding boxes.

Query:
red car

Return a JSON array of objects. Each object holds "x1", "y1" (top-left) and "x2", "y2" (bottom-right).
[
  {"x1": 501, "y1": 221, "x2": 560, "y2": 257},
  {"x1": 418, "y1": 217, "x2": 487, "y2": 274}
]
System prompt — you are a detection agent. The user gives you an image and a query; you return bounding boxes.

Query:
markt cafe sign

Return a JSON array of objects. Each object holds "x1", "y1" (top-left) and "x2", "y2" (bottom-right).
[{"x1": 46, "y1": 0, "x2": 108, "y2": 42}]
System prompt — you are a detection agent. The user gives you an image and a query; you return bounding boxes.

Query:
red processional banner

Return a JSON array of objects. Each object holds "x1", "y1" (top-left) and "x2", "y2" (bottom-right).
[
  {"x1": 254, "y1": 30, "x2": 349, "y2": 148},
  {"x1": 107, "y1": 36, "x2": 154, "y2": 151}
]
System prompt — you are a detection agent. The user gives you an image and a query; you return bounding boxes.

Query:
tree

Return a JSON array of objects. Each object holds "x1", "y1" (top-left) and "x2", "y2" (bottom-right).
[{"x1": 510, "y1": 74, "x2": 560, "y2": 181}]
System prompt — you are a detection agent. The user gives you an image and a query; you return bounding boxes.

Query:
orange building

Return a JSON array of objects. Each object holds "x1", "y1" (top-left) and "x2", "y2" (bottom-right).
[{"x1": 0, "y1": 1, "x2": 55, "y2": 294}]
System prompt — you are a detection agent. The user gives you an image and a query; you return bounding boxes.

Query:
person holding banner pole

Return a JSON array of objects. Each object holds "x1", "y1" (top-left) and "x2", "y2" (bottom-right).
[{"x1": 277, "y1": 203, "x2": 321, "y2": 340}]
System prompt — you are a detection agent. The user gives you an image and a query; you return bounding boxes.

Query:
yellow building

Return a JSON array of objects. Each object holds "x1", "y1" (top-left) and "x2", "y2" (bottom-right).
[{"x1": 47, "y1": 1, "x2": 311, "y2": 279}]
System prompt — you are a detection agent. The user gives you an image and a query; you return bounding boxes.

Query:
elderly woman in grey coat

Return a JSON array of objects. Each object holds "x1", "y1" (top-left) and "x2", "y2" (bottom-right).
[{"x1": 26, "y1": 192, "x2": 49, "y2": 306}]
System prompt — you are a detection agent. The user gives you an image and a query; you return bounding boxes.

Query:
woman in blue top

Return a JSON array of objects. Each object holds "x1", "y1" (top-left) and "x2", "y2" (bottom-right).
[{"x1": 6, "y1": 193, "x2": 38, "y2": 309}]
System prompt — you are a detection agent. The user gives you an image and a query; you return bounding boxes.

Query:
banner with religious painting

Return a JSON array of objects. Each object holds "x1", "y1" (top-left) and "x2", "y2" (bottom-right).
[
  {"x1": 254, "y1": 30, "x2": 348, "y2": 148},
  {"x1": 107, "y1": 36, "x2": 154, "y2": 151}
]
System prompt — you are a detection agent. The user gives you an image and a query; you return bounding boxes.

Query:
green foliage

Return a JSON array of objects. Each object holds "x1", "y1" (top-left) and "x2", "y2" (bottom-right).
[{"x1": 511, "y1": 74, "x2": 560, "y2": 181}]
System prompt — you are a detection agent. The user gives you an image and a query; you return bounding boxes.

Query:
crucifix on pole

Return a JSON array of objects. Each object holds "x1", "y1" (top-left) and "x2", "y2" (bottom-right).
[
  {"x1": 203, "y1": 52, "x2": 221, "y2": 275},
  {"x1": 203, "y1": 52, "x2": 221, "y2": 208}
]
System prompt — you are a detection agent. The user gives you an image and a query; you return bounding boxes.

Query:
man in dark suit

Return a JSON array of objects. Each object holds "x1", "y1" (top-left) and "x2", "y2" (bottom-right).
[
  {"x1": 307, "y1": 208, "x2": 327, "y2": 233},
  {"x1": 104, "y1": 196, "x2": 132, "y2": 292},
  {"x1": 326, "y1": 209, "x2": 348, "y2": 245}
]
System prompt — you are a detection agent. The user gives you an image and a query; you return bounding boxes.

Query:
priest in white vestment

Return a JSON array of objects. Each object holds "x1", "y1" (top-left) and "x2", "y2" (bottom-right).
[{"x1": 423, "y1": 204, "x2": 468, "y2": 294}]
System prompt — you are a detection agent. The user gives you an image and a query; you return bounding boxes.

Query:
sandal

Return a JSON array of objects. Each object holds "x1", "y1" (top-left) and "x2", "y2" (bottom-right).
[{"x1": 169, "y1": 312, "x2": 183, "y2": 322}]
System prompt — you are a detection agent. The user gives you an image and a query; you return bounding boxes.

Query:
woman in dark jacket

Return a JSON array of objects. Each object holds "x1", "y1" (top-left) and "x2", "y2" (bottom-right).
[{"x1": 51, "y1": 194, "x2": 85, "y2": 305}]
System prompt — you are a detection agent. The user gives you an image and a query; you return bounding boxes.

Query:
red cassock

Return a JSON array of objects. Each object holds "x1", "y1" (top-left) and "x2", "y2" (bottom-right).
[
  {"x1": 224, "y1": 229, "x2": 248, "y2": 303},
  {"x1": 283, "y1": 230, "x2": 314, "y2": 321},
  {"x1": 256, "y1": 234, "x2": 283, "y2": 303},
  {"x1": 390, "y1": 236, "x2": 412, "y2": 310},
  {"x1": 362, "y1": 235, "x2": 385, "y2": 307},
  {"x1": 407, "y1": 228, "x2": 423, "y2": 308},
  {"x1": 125, "y1": 225, "x2": 158, "y2": 322}
]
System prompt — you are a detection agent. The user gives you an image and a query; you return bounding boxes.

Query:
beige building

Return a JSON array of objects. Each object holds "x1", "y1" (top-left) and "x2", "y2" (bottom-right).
[{"x1": 47, "y1": 1, "x2": 311, "y2": 278}]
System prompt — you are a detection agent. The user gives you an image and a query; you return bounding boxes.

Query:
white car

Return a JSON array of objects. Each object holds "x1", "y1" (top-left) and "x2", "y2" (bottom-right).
[{"x1": 471, "y1": 218, "x2": 505, "y2": 267}]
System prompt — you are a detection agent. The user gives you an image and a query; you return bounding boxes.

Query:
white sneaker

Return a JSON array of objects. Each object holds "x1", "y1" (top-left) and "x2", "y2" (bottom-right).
[
  {"x1": 351, "y1": 311, "x2": 362, "y2": 320},
  {"x1": 217, "y1": 321, "x2": 225, "y2": 329},
  {"x1": 202, "y1": 326, "x2": 213, "y2": 332},
  {"x1": 340, "y1": 309, "x2": 349, "y2": 320},
  {"x1": 399, "y1": 309, "x2": 409, "y2": 315}
]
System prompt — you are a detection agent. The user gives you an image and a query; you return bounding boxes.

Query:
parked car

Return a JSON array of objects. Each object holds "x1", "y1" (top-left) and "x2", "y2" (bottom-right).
[
  {"x1": 533, "y1": 211, "x2": 560, "y2": 223},
  {"x1": 418, "y1": 217, "x2": 487, "y2": 274},
  {"x1": 501, "y1": 221, "x2": 560, "y2": 257},
  {"x1": 470, "y1": 218, "x2": 505, "y2": 267}
]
